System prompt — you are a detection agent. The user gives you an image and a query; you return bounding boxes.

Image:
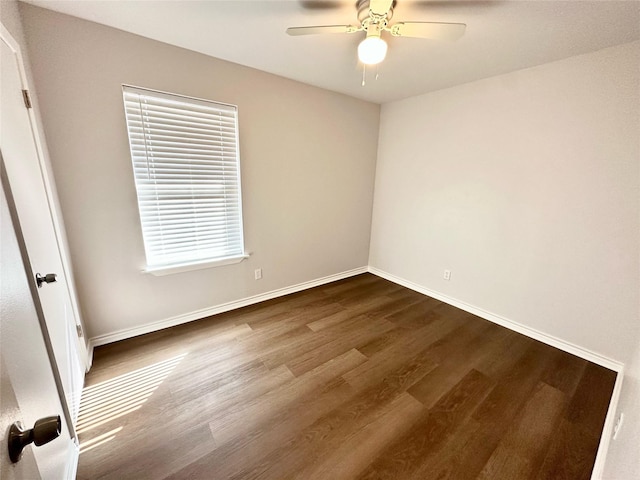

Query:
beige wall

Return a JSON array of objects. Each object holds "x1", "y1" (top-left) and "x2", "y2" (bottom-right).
[
  {"x1": 370, "y1": 41, "x2": 640, "y2": 364},
  {"x1": 19, "y1": 4, "x2": 380, "y2": 340}
]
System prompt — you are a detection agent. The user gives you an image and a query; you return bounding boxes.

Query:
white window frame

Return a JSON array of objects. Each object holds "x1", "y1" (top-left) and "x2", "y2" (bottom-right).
[{"x1": 122, "y1": 85, "x2": 247, "y2": 275}]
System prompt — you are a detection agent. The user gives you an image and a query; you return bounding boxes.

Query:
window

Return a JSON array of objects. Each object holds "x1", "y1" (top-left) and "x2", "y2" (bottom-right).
[{"x1": 122, "y1": 85, "x2": 245, "y2": 274}]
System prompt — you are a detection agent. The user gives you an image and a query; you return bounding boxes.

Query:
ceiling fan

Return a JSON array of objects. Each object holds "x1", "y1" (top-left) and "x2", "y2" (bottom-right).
[{"x1": 287, "y1": 0, "x2": 467, "y2": 65}]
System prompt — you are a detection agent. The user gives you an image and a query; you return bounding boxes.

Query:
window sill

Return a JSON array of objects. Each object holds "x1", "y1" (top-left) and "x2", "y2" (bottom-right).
[{"x1": 143, "y1": 254, "x2": 250, "y2": 276}]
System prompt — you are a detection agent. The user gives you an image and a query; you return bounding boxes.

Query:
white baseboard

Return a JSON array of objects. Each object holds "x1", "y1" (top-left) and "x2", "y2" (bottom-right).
[
  {"x1": 88, "y1": 266, "x2": 368, "y2": 349},
  {"x1": 591, "y1": 369, "x2": 625, "y2": 479},
  {"x1": 66, "y1": 441, "x2": 79, "y2": 480},
  {"x1": 86, "y1": 341, "x2": 94, "y2": 370},
  {"x1": 90, "y1": 264, "x2": 625, "y2": 372},
  {"x1": 367, "y1": 266, "x2": 624, "y2": 373}
]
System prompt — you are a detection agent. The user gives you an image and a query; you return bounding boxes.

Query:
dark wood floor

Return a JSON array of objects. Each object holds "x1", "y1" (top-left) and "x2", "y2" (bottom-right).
[{"x1": 77, "y1": 274, "x2": 616, "y2": 479}]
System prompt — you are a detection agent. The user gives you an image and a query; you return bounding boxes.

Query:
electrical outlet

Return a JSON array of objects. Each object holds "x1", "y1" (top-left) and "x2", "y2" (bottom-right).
[
  {"x1": 613, "y1": 412, "x2": 624, "y2": 440},
  {"x1": 254, "y1": 268, "x2": 262, "y2": 280},
  {"x1": 444, "y1": 270, "x2": 451, "y2": 281}
]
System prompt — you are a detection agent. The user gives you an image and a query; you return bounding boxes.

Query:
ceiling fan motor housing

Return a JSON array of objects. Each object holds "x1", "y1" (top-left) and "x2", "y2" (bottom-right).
[{"x1": 357, "y1": 0, "x2": 395, "y2": 24}]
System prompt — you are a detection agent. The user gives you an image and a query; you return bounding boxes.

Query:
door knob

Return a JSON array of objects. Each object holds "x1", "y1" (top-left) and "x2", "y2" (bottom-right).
[
  {"x1": 35, "y1": 272, "x2": 57, "y2": 288},
  {"x1": 8, "y1": 415, "x2": 61, "y2": 463}
]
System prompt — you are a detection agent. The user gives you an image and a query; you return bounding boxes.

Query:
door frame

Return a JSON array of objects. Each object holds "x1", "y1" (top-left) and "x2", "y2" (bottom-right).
[{"x1": 0, "y1": 23, "x2": 90, "y2": 372}]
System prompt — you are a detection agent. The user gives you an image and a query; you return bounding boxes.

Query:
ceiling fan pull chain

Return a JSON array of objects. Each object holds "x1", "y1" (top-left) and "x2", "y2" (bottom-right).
[
  {"x1": 362, "y1": 64, "x2": 367, "y2": 86},
  {"x1": 375, "y1": 65, "x2": 379, "y2": 81}
]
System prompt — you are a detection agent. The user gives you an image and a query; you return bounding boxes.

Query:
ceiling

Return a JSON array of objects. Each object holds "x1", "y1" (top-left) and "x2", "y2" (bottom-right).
[{"x1": 21, "y1": 0, "x2": 640, "y2": 104}]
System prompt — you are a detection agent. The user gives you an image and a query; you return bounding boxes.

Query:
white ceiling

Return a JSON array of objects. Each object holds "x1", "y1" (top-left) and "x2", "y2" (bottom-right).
[{"x1": 21, "y1": 0, "x2": 640, "y2": 104}]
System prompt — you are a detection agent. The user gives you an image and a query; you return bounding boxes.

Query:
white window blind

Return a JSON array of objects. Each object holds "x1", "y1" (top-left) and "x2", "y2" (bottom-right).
[{"x1": 122, "y1": 85, "x2": 245, "y2": 270}]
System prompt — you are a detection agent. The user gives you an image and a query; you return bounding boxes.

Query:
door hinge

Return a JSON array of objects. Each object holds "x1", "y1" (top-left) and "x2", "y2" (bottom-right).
[
  {"x1": 76, "y1": 324, "x2": 84, "y2": 338},
  {"x1": 22, "y1": 90, "x2": 32, "y2": 109}
]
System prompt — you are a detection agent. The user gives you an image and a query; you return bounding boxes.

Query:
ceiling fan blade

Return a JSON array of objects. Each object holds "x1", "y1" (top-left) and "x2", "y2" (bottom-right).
[
  {"x1": 286, "y1": 25, "x2": 360, "y2": 36},
  {"x1": 369, "y1": 0, "x2": 394, "y2": 16},
  {"x1": 298, "y1": 0, "x2": 344, "y2": 9},
  {"x1": 409, "y1": 0, "x2": 498, "y2": 9},
  {"x1": 389, "y1": 22, "x2": 466, "y2": 41}
]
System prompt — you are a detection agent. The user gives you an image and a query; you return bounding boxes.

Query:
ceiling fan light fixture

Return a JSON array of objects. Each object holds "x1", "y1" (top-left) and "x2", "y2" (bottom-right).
[{"x1": 358, "y1": 35, "x2": 387, "y2": 65}]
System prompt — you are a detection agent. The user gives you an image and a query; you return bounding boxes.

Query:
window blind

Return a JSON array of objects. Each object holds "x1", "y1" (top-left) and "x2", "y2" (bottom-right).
[{"x1": 122, "y1": 85, "x2": 244, "y2": 269}]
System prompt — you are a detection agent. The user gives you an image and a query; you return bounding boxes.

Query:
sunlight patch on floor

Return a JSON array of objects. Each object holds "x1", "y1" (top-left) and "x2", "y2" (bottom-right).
[{"x1": 77, "y1": 353, "x2": 187, "y2": 453}]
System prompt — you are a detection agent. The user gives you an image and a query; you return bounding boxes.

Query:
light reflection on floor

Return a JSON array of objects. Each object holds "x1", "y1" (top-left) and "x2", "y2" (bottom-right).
[{"x1": 77, "y1": 353, "x2": 186, "y2": 454}]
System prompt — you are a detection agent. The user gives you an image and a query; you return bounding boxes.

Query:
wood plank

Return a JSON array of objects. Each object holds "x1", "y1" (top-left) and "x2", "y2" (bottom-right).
[
  {"x1": 565, "y1": 362, "x2": 617, "y2": 434},
  {"x1": 259, "y1": 314, "x2": 387, "y2": 370},
  {"x1": 476, "y1": 382, "x2": 567, "y2": 480},
  {"x1": 541, "y1": 351, "x2": 587, "y2": 396},
  {"x1": 300, "y1": 393, "x2": 424, "y2": 480},
  {"x1": 406, "y1": 319, "x2": 498, "y2": 407},
  {"x1": 207, "y1": 348, "x2": 367, "y2": 446},
  {"x1": 422, "y1": 342, "x2": 564, "y2": 480},
  {"x1": 168, "y1": 364, "x2": 295, "y2": 427},
  {"x1": 286, "y1": 319, "x2": 397, "y2": 376},
  {"x1": 79, "y1": 423, "x2": 215, "y2": 480},
  {"x1": 344, "y1": 314, "x2": 468, "y2": 390},
  {"x1": 217, "y1": 349, "x2": 438, "y2": 479},
  {"x1": 534, "y1": 418, "x2": 603, "y2": 480},
  {"x1": 164, "y1": 377, "x2": 356, "y2": 480},
  {"x1": 357, "y1": 369, "x2": 494, "y2": 480}
]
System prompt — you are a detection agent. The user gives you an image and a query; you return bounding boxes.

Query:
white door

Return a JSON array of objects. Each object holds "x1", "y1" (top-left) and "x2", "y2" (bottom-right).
[
  {"x1": 1, "y1": 26, "x2": 85, "y2": 424},
  {"x1": 0, "y1": 164, "x2": 77, "y2": 478}
]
